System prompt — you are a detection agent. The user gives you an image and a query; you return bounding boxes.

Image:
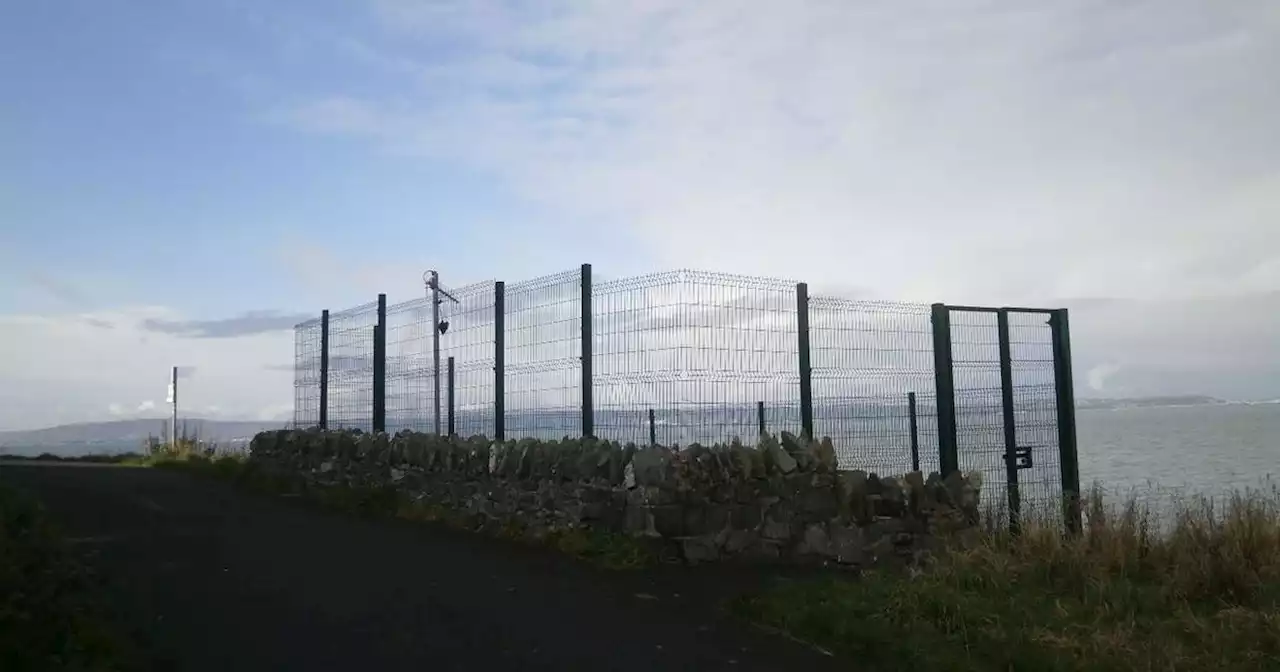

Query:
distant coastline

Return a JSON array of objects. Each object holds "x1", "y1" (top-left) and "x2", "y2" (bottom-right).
[
  {"x1": 3, "y1": 394, "x2": 1273, "y2": 454},
  {"x1": 1076, "y1": 395, "x2": 1234, "y2": 411}
]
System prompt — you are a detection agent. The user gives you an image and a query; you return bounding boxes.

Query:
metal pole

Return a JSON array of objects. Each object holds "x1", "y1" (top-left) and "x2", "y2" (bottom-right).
[
  {"x1": 580, "y1": 263, "x2": 594, "y2": 438},
  {"x1": 1051, "y1": 309, "x2": 1083, "y2": 536},
  {"x1": 796, "y1": 283, "x2": 814, "y2": 439},
  {"x1": 447, "y1": 356, "x2": 455, "y2": 437},
  {"x1": 931, "y1": 303, "x2": 958, "y2": 476},
  {"x1": 319, "y1": 310, "x2": 329, "y2": 430},
  {"x1": 908, "y1": 392, "x2": 920, "y2": 472},
  {"x1": 431, "y1": 270, "x2": 442, "y2": 436},
  {"x1": 757, "y1": 401, "x2": 766, "y2": 438},
  {"x1": 373, "y1": 294, "x2": 387, "y2": 433},
  {"x1": 648, "y1": 408, "x2": 656, "y2": 446},
  {"x1": 997, "y1": 309, "x2": 1022, "y2": 536},
  {"x1": 494, "y1": 281, "x2": 505, "y2": 442}
]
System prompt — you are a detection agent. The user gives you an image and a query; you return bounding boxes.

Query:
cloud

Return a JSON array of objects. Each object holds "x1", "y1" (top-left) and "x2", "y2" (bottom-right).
[
  {"x1": 141, "y1": 310, "x2": 314, "y2": 338},
  {"x1": 269, "y1": 0, "x2": 1279, "y2": 307},
  {"x1": 137, "y1": 400, "x2": 156, "y2": 412},
  {"x1": 1086, "y1": 363, "x2": 1121, "y2": 393},
  {"x1": 23, "y1": 271, "x2": 94, "y2": 307},
  {"x1": 0, "y1": 307, "x2": 294, "y2": 431}
]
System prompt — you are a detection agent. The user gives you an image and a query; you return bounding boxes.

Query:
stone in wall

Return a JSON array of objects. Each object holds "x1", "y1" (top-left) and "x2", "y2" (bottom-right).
[{"x1": 249, "y1": 428, "x2": 982, "y2": 568}]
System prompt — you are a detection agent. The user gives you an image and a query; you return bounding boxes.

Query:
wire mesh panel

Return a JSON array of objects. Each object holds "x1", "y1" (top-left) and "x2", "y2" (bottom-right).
[
  {"x1": 292, "y1": 316, "x2": 323, "y2": 428},
  {"x1": 441, "y1": 281, "x2": 497, "y2": 438},
  {"x1": 1008, "y1": 311, "x2": 1063, "y2": 523},
  {"x1": 949, "y1": 309, "x2": 1063, "y2": 522},
  {"x1": 593, "y1": 270, "x2": 800, "y2": 447},
  {"x1": 327, "y1": 301, "x2": 378, "y2": 432},
  {"x1": 385, "y1": 297, "x2": 431, "y2": 434},
  {"x1": 382, "y1": 282, "x2": 498, "y2": 437},
  {"x1": 808, "y1": 297, "x2": 936, "y2": 473},
  {"x1": 504, "y1": 269, "x2": 583, "y2": 440}
]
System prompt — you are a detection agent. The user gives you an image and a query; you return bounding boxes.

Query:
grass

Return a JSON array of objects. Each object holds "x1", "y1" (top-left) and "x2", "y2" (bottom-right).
[
  {"x1": 147, "y1": 449, "x2": 658, "y2": 570},
  {"x1": 735, "y1": 484, "x2": 1280, "y2": 671},
  {"x1": 0, "y1": 483, "x2": 138, "y2": 671}
]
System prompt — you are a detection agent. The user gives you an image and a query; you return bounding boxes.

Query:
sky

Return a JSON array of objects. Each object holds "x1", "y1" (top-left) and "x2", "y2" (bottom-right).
[{"x1": 2, "y1": 0, "x2": 1278, "y2": 431}]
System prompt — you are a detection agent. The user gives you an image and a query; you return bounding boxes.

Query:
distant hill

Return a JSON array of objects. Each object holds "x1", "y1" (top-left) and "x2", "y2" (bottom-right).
[
  {"x1": 0, "y1": 418, "x2": 288, "y2": 450},
  {"x1": 1076, "y1": 395, "x2": 1227, "y2": 410}
]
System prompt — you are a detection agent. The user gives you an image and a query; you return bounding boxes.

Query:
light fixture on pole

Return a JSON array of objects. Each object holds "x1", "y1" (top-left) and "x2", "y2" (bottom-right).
[{"x1": 424, "y1": 270, "x2": 460, "y2": 436}]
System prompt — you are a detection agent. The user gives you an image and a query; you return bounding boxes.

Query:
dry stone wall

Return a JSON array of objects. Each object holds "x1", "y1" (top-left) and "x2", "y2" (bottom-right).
[{"x1": 248, "y1": 429, "x2": 983, "y2": 567}]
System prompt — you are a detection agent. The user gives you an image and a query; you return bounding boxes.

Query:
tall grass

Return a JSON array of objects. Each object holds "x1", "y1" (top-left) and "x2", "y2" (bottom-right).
[{"x1": 737, "y1": 483, "x2": 1280, "y2": 671}]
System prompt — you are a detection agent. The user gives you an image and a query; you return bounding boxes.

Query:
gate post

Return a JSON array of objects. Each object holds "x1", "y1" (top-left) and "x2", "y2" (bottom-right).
[
  {"x1": 494, "y1": 281, "x2": 505, "y2": 442},
  {"x1": 372, "y1": 294, "x2": 386, "y2": 433},
  {"x1": 1051, "y1": 309, "x2": 1083, "y2": 535},
  {"x1": 997, "y1": 309, "x2": 1023, "y2": 535},
  {"x1": 581, "y1": 263, "x2": 594, "y2": 438},
  {"x1": 796, "y1": 283, "x2": 814, "y2": 440},
  {"x1": 931, "y1": 304, "x2": 959, "y2": 476},
  {"x1": 907, "y1": 392, "x2": 920, "y2": 472},
  {"x1": 319, "y1": 309, "x2": 329, "y2": 430},
  {"x1": 447, "y1": 356, "x2": 455, "y2": 437}
]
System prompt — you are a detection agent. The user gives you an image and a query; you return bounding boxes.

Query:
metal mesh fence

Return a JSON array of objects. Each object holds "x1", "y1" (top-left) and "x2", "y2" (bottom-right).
[
  {"x1": 383, "y1": 281, "x2": 498, "y2": 437},
  {"x1": 808, "y1": 297, "x2": 937, "y2": 473},
  {"x1": 504, "y1": 269, "x2": 582, "y2": 440},
  {"x1": 327, "y1": 301, "x2": 378, "y2": 432},
  {"x1": 592, "y1": 270, "x2": 800, "y2": 447},
  {"x1": 385, "y1": 297, "x2": 431, "y2": 434},
  {"x1": 292, "y1": 317, "x2": 323, "y2": 428},
  {"x1": 949, "y1": 309, "x2": 1062, "y2": 522},
  {"x1": 291, "y1": 266, "x2": 1077, "y2": 531},
  {"x1": 441, "y1": 281, "x2": 497, "y2": 438}
]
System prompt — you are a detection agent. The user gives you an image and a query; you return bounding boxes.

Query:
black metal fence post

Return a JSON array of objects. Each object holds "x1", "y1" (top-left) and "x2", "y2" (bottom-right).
[
  {"x1": 447, "y1": 356, "x2": 455, "y2": 437},
  {"x1": 581, "y1": 263, "x2": 594, "y2": 438},
  {"x1": 494, "y1": 281, "x2": 505, "y2": 442},
  {"x1": 372, "y1": 293, "x2": 386, "y2": 433},
  {"x1": 997, "y1": 309, "x2": 1023, "y2": 536},
  {"x1": 648, "y1": 409, "x2": 656, "y2": 446},
  {"x1": 931, "y1": 303, "x2": 959, "y2": 476},
  {"x1": 908, "y1": 392, "x2": 919, "y2": 472},
  {"x1": 796, "y1": 283, "x2": 814, "y2": 440},
  {"x1": 319, "y1": 309, "x2": 329, "y2": 430},
  {"x1": 757, "y1": 401, "x2": 766, "y2": 438},
  {"x1": 1051, "y1": 309, "x2": 1083, "y2": 536}
]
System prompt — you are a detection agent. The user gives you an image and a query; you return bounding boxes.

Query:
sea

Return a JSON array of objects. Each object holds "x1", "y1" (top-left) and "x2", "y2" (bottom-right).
[
  {"x1": 6, "y1": 402, "x2": 1276, "y2": 509},
  {"x1": 1076, "y1": 402, "x2": 1280, "y2": 505}
]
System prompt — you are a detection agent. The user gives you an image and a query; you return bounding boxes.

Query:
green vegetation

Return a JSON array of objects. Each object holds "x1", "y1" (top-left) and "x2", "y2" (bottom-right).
[
  {"x1": 735, "y1": 485, "x2": 1280, "y2": 671},
  {"x1": 0, "y1": 484, "x2": 137, "y2": 671}
]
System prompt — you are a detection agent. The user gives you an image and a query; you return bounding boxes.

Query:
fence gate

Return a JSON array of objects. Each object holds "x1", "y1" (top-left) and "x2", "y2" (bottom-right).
[{"x1": 931, "y1": 304, "x2": 1081, "y2": 534}]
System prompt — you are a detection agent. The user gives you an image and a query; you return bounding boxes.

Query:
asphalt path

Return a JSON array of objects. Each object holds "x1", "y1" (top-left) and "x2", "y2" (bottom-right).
[{"x1": 0, "y1": 463, "x2": 842, "y2": 672}]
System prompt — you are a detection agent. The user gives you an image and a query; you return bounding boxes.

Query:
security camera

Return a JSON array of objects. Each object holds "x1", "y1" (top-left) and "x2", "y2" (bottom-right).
[{"x1": 438, "y1": 320, "x2": 449, "y2": 334}]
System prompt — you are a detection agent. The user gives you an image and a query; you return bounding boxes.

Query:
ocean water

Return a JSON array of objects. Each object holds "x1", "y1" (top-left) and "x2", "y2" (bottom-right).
[{"x1": 1077, "y1": 402, "x2": 1280, "y2": 503}]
